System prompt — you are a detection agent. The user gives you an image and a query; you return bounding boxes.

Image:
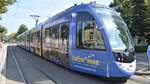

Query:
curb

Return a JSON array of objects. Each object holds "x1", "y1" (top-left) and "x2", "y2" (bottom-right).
[
  {"x1": 0, "y1": 63, "x2": 6, "y2": 84},
  {"x1": 135, "y1": 71, "x2": 150, "y2": 75},
  {"x1": 135, "y1": 68, "x2": 150, "y2": 75},
  {"x1": 0, "y1": 44, "x2": 7, "y2": 84},
  {"x1": 130, "y1": 75, "x2": 150, "y2": 84}
]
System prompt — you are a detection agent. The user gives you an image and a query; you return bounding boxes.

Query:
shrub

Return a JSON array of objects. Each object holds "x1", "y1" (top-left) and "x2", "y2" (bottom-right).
[
  {"x1": 145, "y1": 33, "x2": 150, "y2": 39},
  {"x1": 135, "y1": 46, "x2": 148, "y2": 52}
]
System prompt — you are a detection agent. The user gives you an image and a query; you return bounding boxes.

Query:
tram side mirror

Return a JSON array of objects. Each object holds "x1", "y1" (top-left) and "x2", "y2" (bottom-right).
[{"x1": 71, "y1": 13, "x2": 77, "y2": 18}]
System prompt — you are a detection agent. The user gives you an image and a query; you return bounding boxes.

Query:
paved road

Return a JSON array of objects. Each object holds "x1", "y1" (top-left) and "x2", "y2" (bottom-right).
[
  {"x1": 1, "y1": 45, "x2": 150, "y2": 84},
  {"x1": 136, "y1": 53, "x2": 149, "y2": 71},
  {"x1": 5, "y1": 46, "x2": 55, "y2": 84}
]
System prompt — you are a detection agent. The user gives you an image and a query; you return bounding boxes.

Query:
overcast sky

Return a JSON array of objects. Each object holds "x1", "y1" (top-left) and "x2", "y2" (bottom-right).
[{"x1": 0, "y1": 0, "x2": 113, "y2": 35}]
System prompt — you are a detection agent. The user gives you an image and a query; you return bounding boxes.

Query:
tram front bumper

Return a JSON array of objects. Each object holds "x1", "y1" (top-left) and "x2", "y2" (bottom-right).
[{"x1": 107, "y1": 60, "x2": 136, "y2": 78}]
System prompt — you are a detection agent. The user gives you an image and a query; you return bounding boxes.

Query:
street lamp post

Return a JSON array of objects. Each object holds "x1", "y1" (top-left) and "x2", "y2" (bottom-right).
[
  {"x1": 30, "y1": 15, "x2": 40, "y2": 26},
  {"x1": 147, "y1": 46, "x2": 150, "y2": 70}
]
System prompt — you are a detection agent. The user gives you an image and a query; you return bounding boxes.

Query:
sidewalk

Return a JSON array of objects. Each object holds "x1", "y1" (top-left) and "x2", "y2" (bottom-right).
[
  {"x1": 0, "y1": 44, "x2": 7, "y2": 84},
  {"x1": 135, "y1": 53, "x2": 150, "y2": 75}
]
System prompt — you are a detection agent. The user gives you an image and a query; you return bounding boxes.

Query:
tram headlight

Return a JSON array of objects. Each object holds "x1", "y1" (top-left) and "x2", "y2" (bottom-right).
[
  {"x1": 113, "y1": 52, "x2": 136, "y2": 72},
  {"x1": 113, "y1": 52, "x2": 125, "y2": 62},
  {"x1": 113, "y1": 52, "x2": 135, "y2": 63}
]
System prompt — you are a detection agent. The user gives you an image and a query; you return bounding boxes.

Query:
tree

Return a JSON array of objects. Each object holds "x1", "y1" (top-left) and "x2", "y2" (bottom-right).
[
  {"x1": 145, "y1": 0, "x2": 150, "y2": 6},
  {"x1": 16, "y1": 24, "x2": 28, "y2": 36},
  {"x1": 0, "y1": 0, "x2": 16, "y2": 20},
  {"x1": 110, "y1": 0, "x2": 150, "y2": 40},
  {"x1": 0, "y1": 25, "x2": 7, "y2": 41},
  {"x1": 109, "y1": 0, "x2": 134, "y2": 36},
  {"x1": 144, "y1": 2, "x2": 150, "y2": 35},
  {"x1": 132, "y1": 0, "x2": 147, "y2": 37},
  {"x1": 0, "y1": 0, "x2": 16, "y2": 14},
  {"x1": 8, "y1": 32, "x2": 16, "y2": 42}
]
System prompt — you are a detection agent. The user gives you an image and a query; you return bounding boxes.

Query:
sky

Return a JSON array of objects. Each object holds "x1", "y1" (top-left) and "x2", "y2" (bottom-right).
[{"x1": 0, "y1": 0, "x2": 113, "y2": 35}]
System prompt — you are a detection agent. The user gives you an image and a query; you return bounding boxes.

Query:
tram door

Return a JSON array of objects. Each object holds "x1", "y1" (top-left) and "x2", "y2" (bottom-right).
[{"x1": 70, "y1": 11, "x2": 107, "y2": 73}]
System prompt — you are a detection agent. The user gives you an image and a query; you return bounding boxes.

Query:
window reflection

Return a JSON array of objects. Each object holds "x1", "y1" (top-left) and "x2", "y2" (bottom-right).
[
  {"x1": 77, "y1": 12, "x2": 105, "y2": 50},
  {"x1": 95, "y1": 8, "x2": 133, "y2": 51}
]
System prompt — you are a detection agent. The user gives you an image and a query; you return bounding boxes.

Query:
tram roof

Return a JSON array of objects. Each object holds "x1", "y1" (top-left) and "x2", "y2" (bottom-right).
[
  {"x1": 41, "y1": 3, "x2": 112, "y2": 28},
  {"x1": 17, "y1": 30, "x2": 29, "y2": 37},
  {"x1": 18, "y1": 3, "x2": 113, "y2": 35}
]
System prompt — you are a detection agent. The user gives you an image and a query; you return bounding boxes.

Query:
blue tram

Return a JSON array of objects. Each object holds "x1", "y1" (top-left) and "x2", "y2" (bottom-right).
[{"x1": 17, "y1": 3, "x2": 136, "y2": 78}]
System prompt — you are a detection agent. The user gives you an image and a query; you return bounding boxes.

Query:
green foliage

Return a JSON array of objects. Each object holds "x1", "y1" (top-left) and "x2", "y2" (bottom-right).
[
  {"x1": 0, "y1": 25, "x2": 7, "y2": 41},
  {"x1": 8, "y1": 32, "x2": 16, "y2": 42},
  {"x1": 110, "y1": 0, "x2": 134, "y2": 36},
  {"x1": 145, "y1": 0, "x2": 150, "y2": 6},
  {"x1": 16, "y1": 24, "x2": 28, "y2": 36},
  {"x1": 144, "y1": 6, "x2": 150, "y2": 33},
  {"x1": 0, "y1": 26, "x2": 6, "y2": 33},
  {"x1": 132, "y1": 0, "x2": 148, "y2": 37},
  {"x1": 135, "y1": 46, "x2": 148, "y2": 52},
  {"x1": 109, "y1": 0, "x2": 150, "y2": 39},
  {"x1": 0, "y1": 0, "x2": 16, "y2": 14},
  {"x1": 145, "y1": 33, "x2": 150, "y2": 39}
]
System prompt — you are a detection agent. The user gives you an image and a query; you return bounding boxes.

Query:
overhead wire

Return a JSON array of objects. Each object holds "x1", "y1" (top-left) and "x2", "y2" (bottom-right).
[
  {"x1": 37, "y1": 0, "x2": 55, "y2": 22},
  {"x1": 9, "y1": 0, "x2": 21, "y2": 34}
]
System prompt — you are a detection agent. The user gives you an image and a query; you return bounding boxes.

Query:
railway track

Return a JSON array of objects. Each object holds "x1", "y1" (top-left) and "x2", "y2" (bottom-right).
[
  {"x1": 15, "y1": 46, "x2": 58, "y2": 84},
  {"x1": 7, "y1": 45, "x2": 145, "y2": 84},
  {"x1": 8, "y1": 46, "x2": 56, "y2": 84},
  {"x1": 9, "y1": 47, "x2": 28, "y2": 84},
  {"x1": 13, "y1": 46, "x2": 123, "y2": 84}
]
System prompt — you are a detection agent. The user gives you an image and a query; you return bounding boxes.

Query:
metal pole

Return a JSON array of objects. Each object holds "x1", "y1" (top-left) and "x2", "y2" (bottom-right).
[
  {"x1": 35, "y1": 19, "x2": 39, "y2": 26},
  {"x1": 148, "y1": 59, "x2": 150, "y2": 70},
  {"x1": 30, "y1": 15, "x2": 40, "y2": 27},
  {"x1": 147, "y1": 54, "x2": 150, "y2": 70},
  {"x1": 147, "y1": 46, "x2": 150, "y2": 70}
]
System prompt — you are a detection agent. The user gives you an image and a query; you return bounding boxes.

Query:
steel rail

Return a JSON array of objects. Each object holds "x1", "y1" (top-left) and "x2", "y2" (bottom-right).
[
  {"x1": 9, "y1": 47, "x2": 28, "y2": 84},
  {"x1": 15, "y1": 46, "x2": 58, "y2": 84}
]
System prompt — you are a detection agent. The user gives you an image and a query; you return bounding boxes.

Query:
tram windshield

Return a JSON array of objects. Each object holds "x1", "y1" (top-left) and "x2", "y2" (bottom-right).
[{"x1": 95, "y1": 8, "x2": 134, "y2": 51}]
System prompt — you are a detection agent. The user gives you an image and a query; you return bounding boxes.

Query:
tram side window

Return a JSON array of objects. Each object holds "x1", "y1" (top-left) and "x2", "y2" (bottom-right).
[
  {"x1": 30, "y1": 34, "x2": 33, "y2": 42},
  {"x1": 37, "y1": 31, "x2": 40, "y2": 42},
  {"x1": 31, "y1": 33, "x2": 34, "y2": 42},
  {"x1": 77, "y1": 12, "x2": 105, "y2": 50},
  {"x1": 61, "y1": 22, "x2": 69, "y2": 45},
  {"x1": 55, "y1": 25, "x2": 59, "y2": 39},
  {"x1": 51, "y1": 25, "x2": 59, "y2": 48},
  {"x1": 45, "y1": 29, "x2": 49, "y2": 37},
  {"x1": 51, "y1": 25, "x2": 59, "y2": 39},
  {"x1": 45, "y1": 28, "x2": 50, "y2": 43},
  {"x1": 27, "y1": 34, "x2": 29, "y2": 43},
  {"x1": 33, "y1": 33, "x2": 36, "y2": 43}
]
